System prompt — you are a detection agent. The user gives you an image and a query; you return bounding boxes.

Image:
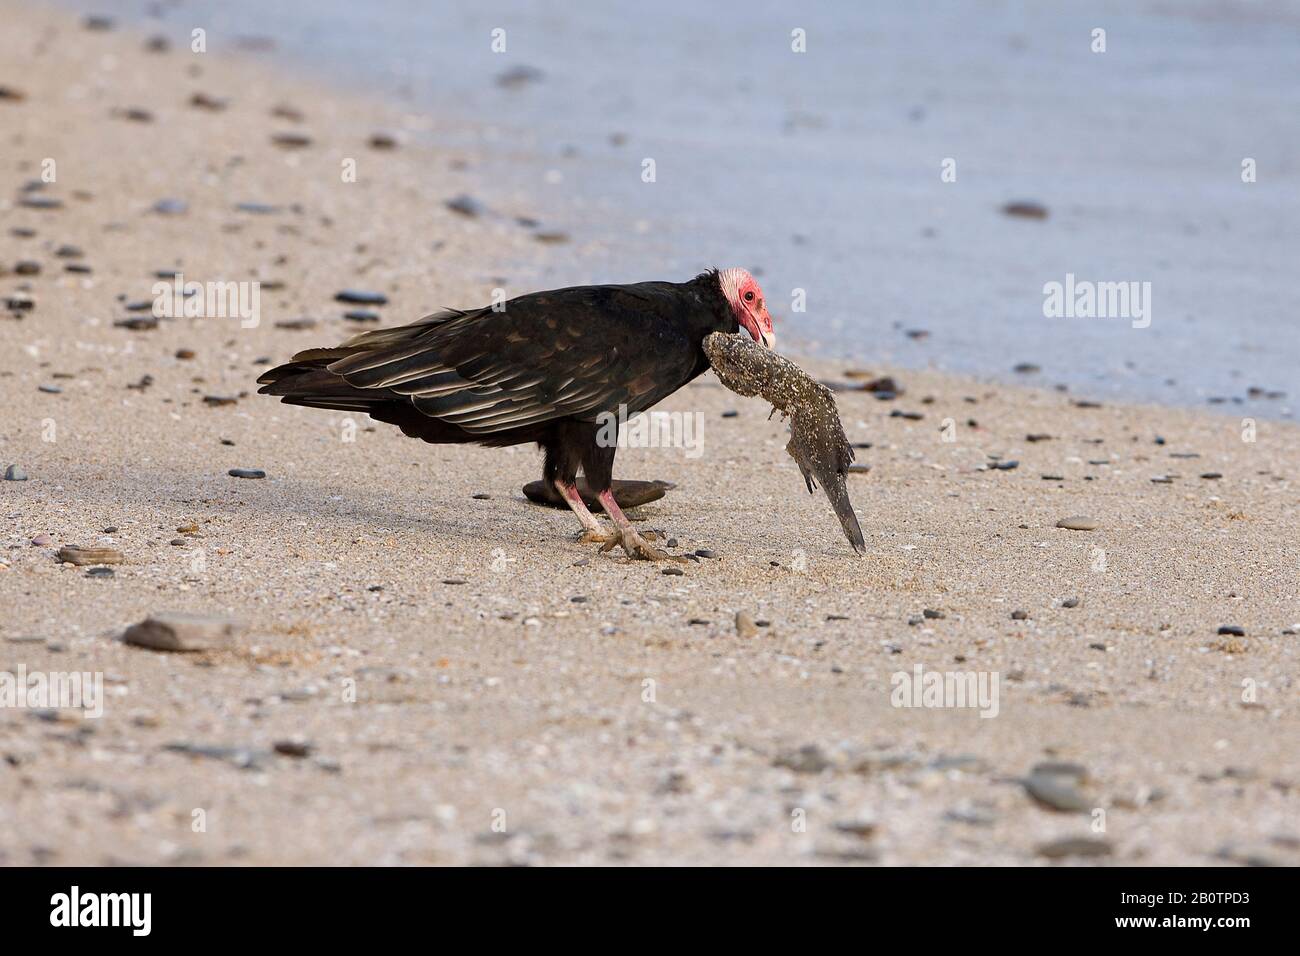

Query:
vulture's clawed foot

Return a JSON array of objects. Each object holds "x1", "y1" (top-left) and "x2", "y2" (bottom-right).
[{"x1": 598, "y1": 527, "x2": 687, "y2": 562}]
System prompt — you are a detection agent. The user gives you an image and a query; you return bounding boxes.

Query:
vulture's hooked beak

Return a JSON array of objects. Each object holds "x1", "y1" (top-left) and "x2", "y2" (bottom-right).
[{"x1": 744, "y1": 304, "x2": 776, "y2": 350}]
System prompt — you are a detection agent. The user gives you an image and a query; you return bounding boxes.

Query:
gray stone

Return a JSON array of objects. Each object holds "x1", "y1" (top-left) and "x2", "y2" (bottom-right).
[{"x1": 122, "y1": 612, "x2": 241, "y2": 652}]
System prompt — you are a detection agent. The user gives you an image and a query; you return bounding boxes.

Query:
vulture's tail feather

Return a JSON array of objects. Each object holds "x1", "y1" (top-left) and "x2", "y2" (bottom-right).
[{"x1": 256, "y1": 348, "x2": 392, "y2": 412}]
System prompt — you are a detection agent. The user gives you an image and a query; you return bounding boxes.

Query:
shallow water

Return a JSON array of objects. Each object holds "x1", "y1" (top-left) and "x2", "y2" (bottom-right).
[{"x1": 60, "y1": 0, "x2": 1299, "y2": 415}]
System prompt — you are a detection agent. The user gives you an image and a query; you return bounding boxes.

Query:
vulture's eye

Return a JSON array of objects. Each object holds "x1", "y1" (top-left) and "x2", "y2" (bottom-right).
[{"x1": 744, "y1": 291, "x2": 755, "y2": 302}]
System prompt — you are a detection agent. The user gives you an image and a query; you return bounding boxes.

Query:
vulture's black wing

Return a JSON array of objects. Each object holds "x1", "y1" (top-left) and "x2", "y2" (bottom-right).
[{"x1": 259, "y1": 283, "x2": 703, "y2": 433}]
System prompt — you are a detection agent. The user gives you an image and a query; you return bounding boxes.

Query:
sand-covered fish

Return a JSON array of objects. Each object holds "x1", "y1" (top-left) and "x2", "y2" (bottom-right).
[{"x1": 703, "y1": 332, "x2": 866, "y2": 554}]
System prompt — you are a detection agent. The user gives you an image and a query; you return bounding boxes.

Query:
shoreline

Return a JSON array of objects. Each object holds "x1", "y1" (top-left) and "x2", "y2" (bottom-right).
[
  {"x1": 1, "y1": 3, "x2": 1297, "y2": 867},
  {"x1": 39, "y1": 0, "x2": 1299, "y2": 421}
]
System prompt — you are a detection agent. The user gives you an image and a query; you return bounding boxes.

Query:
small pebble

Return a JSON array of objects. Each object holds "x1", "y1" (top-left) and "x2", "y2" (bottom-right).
[
  {"x1": 4, "y1": 464, "x2": 28, "y2": 481},
  {"x1": 273, "y1": 739, "x2": 314, "y2": 758},
  {"x1": 445, "y1": 194, "x2": 485, "y2": 218},
  {"x1": 1055, "y1": 516, "x2": 1099, "y2": 531},
  {"x1": 122, "y1": 613, "x2": 240, "y2": 652},
  {"x1": 1002, "y1": 200, "x2": 1048, "y2": 219},
  {"x1": 228, "y1": 468, "x2": 266, "y2": 479},
  {"x1": 334, "y1": 290, "x2": 388, "y2": 306},
  {"x1": 58, "y1": 545, "x2": 124, "y2": 566},
  {"x1": 152, "y1": 198, "x2": 189, "y2": 215},
  {"x1": 1036, "y1": 837, "x2": 1112, "y2": 859}
]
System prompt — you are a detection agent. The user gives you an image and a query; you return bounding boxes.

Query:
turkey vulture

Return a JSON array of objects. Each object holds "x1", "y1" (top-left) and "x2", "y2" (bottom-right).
[{"x1": 257, "y1": 268, "x2": 775, "y2": 559}]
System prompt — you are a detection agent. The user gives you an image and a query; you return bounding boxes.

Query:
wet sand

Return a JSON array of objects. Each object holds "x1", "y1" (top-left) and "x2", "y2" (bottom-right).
[{"x1": 1, "y1": 4, "x2": 1297, "y2": 866}]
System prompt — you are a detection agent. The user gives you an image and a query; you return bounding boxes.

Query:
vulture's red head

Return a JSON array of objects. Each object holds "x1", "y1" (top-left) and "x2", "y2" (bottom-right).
[{"x1": 719, "y1": 268, "x2": 775, "y2": 350}]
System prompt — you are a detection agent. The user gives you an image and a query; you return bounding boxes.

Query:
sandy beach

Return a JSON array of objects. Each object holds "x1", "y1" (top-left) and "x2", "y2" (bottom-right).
[{"x1": 1, "y1": 4, "x2": 1297, "y2": 866}]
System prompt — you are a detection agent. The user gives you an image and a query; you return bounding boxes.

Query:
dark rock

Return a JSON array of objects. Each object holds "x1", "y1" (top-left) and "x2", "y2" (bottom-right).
[
  {"x1": 114, "y1": 317, "x2": 160, "y2": 331},
  {"x1": 18, "y1": 196, "x2": 62, "y2": 210},
  {"x1": 522, "y1": 477, "x2": 673, "y2": 510},
  {"x1": 271, "y1": 132, "x2": 313, "y2": 149},
  {"x1": 495, "y1": 65, "x2": 544, "y2": 89},
  {"x1": 189, "y1": 92, "x2": 228, "y2": 111},
  {"x1": 1218, "y1": 625, "x2": 1245, "y2": 637},
  {"x1": 228, "y1": 468, "x2": 265, "y2": 479},
  {"x1": 273, "y1": 738, "x2": 314, "y2": 758},
  {"x1": 334, "y1": 289, "x2": 388, "y2": 306},
  {"x1": 445, "y1": 194, "x2": 485, "y2": 218},
  {"x1": 1002, "y1": 200, "x2": 1049, "y2": 219},
  {"x1": 4, "y1": 464, "x2": 28, "y2": 481},
  {"x1": 122, "y1": 612, "x2": 241, "y2": 652}
]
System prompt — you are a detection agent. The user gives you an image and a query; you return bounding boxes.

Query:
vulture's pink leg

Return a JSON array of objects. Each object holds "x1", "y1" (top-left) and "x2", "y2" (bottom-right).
[
  {"x1": 555, "y1": 480, "x2": 613, "y2": 542},
  {"x1": 595, "y1": 490, "x2": 685, "y2": 562}
]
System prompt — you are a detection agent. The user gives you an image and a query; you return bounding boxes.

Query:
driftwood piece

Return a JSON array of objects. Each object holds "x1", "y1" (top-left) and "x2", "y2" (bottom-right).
[{"x1": 703, "y1": 332, "x2": 866, "y2": 554}]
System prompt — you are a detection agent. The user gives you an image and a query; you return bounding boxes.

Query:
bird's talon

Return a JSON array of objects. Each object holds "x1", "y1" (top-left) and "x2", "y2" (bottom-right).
[{"x1": 601, "y1": 528, "x2": 686, "y2": 562}]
